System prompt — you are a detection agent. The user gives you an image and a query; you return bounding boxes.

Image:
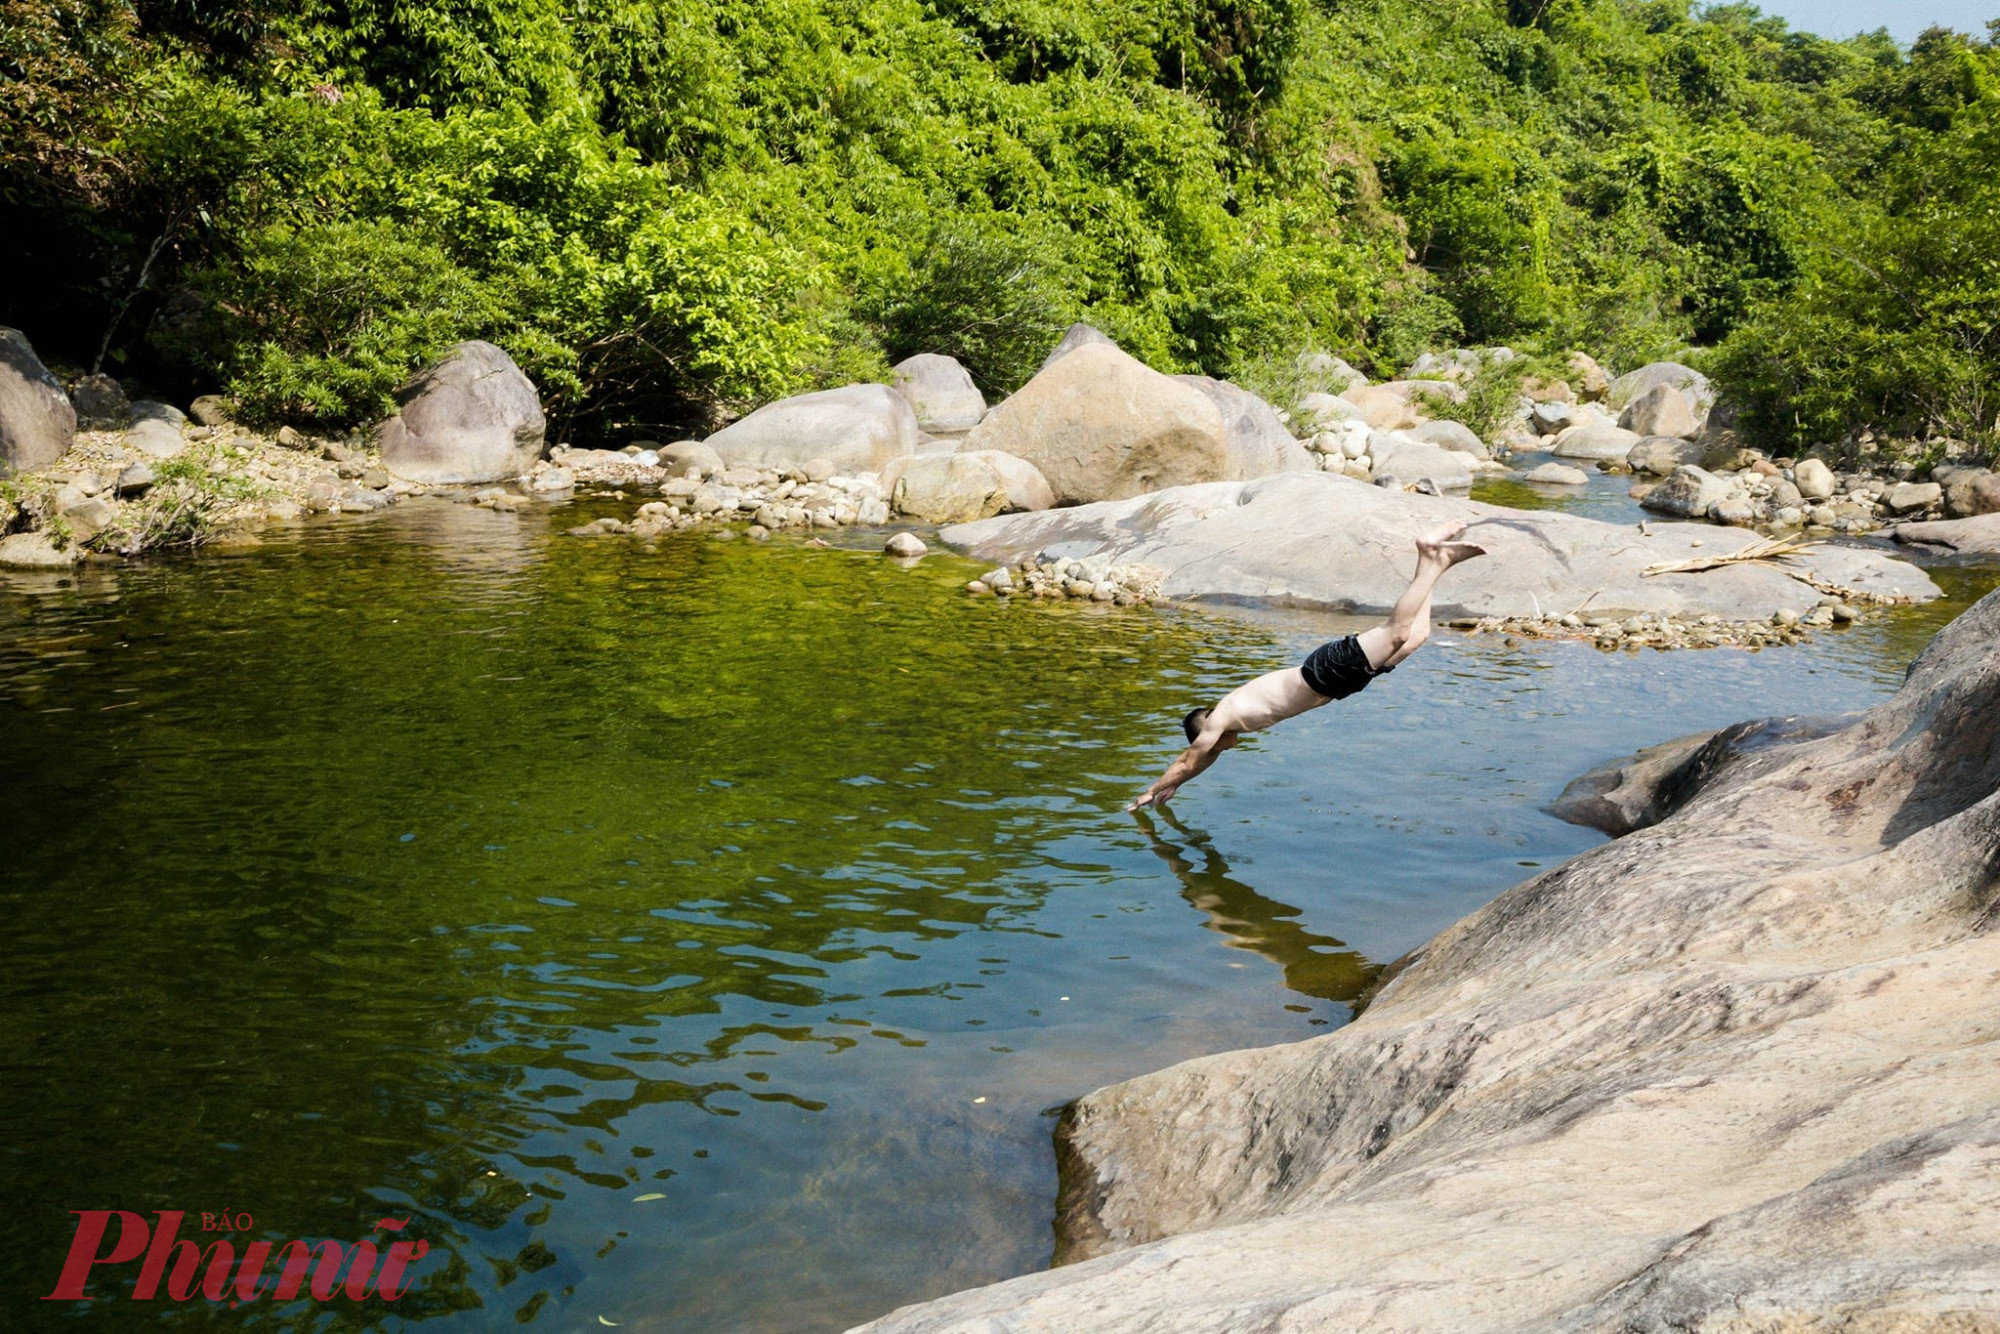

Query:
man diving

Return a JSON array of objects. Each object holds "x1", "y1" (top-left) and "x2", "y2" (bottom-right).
[{"x1": 1127, "y1": 521, "x2": 1488, "y2": 810}]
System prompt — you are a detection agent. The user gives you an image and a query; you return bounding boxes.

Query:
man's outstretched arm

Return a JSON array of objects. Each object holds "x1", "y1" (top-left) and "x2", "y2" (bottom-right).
[{"x1": 1127, "y1": 730, "x2": 1233, "y2": 811}]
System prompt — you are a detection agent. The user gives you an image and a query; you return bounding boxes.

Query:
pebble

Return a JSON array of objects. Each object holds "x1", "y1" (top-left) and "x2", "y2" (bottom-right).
[{"x1": 885, "y1": 532, "x2": 927, "y2": 558}]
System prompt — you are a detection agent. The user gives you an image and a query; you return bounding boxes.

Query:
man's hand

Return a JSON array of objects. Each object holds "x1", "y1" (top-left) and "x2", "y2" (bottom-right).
[{"x1": 1126, "y1": 781, "x2": 1179, "y2": 812}]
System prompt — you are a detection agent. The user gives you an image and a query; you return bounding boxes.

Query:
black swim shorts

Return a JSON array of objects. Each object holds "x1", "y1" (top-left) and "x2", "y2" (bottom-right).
[{"x1": 1300, "y1": 634, "x2": 1389, "y2": 700}]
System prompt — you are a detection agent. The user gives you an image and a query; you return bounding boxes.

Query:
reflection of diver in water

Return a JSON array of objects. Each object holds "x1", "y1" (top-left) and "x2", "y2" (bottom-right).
[{"x1": 1135, "y1": 807, "x2": 1380, "y2": 1005}]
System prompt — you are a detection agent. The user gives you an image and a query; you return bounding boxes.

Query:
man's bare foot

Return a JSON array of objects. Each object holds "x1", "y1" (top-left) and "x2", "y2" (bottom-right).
[{"x1": 1416, "y1": 522, "x2": 1487, "y2": 567}]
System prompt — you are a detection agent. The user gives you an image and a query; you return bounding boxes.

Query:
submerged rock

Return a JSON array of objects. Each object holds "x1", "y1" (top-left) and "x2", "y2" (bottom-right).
[
  {"x1": 940, "y1": 473, "x2": 1934, "y2": 621},
  {"x1": 862, "y1": 586, "x2": 2000, "y2": 1332}
]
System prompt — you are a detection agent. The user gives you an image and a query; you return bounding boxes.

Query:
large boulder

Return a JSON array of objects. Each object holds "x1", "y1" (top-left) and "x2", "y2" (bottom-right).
[
  {"x1": 1296, "y1": 392, "x2": 1366, "y2": 427},
  {"x1": 1409, "y1": 419, "x2": 1487, "y2": 459},
  {"x1": 70, "y1": 373, "x2": 129, "y2": 429},
  {"x1": 1793, "y1": 457, "x2": 1837, "y2": 501},
  {"x1": 1891, "y1": 513, "x2": 2000, "y2": 554},
  {"x1": 0, "y1": 328, "x2": 75, "y2": 474},
  {"x1": 962, "y1": 342, "x2": 1228, "y2": 504},
  {"x1": 1173, "y1": 376, "x2": 1314, "y2": 478},
  {"x1": 1038, "y1": 323, "x2": 1116, "y2": 374},
  {"x1": 938, "y1": 472, "x2": 1932, "y2": 619},
  {"x1": 889, "y1": 354, "x2": 986, "y2": 434},
  {"x1": 1608, "y1": 360, "x2": 1713, "y2": 429},
  {"x1": 1626, "y1": 434, "x2": 1706, "y2": 477},
  {"x1": 1567, "y1": 351, "x2": 1610, "y2": 401},
  {"x1": 1617, "y1": 382, "x2": 1699, "y2": 439},
  {"x1": 376, "y1": 341, "x2": 545, "y2": 484},
  {"x1": 1296, "y1": 352, "x2": 1366, "y2": 395},
  {"x1": 881, "y1": 449, "x2": 1053, "y2": 524},
  {"x1": 0, "y1": 530, "x2": 80, "y2": 568},
  {"x1": 861, "y1": 586, "x2": 2000, "y2": 1334},
  {"x1": 703, "y1": 383, "x2": 919, "y2": 475},
  {"x1": 1640, "y1": 464, "x2": 1735, "y2": 519},
  {"x1": 1549, "y1": 420, "x2": 1641, "y2": 461},
  {"x1": 1366, "y1": 433, "x2": 1474, "y2": 491},
  {"x1": 1944, "y1": 469, "x2": 2000, "y2": 518},
  {"x1": 1338, "y1": 384, "x2": 1421, "y2": 431}
]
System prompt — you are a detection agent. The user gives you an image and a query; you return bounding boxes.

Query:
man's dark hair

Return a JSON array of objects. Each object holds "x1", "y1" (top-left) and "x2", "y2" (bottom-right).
[{"x1": 1182, "y1": 706, "x2": 1212, "y2": 744}]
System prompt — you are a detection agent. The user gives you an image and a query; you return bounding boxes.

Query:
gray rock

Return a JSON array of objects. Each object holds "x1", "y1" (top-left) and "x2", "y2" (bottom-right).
[
  {"x1": 1794, "y1": 457, "x2": 1836, "y2": 501},
  {"x1": 860, "y1": 589, "x2": 2000, "y2": 1334},
  {"x1": 1366, "y1": 433, "x2": 1473, "y2": 491},
  {"x1": 0, "y1": 530, "x2": 79, "y2": 568},
  {"x1": 891, "y1": 354, "x2": 986, "y2": 434},
  {"x1": 60, "y1": 496, "x2": 118, "y2": 542},
  {"x1": 376, "y1": 340, "x2": 546, "y2": 484},
  {"x1": 884, "y1": 531, "x2": 927, "y2": 558},
  {"x1": 71, "y1": 373, "x2": 130, "y2": 428},
  {"x1": 1296, "y1": 392, "x2": 1366, "y2": 427},
  {"x1": 660, "y1": 440, "x2": 724, "y2": 476},
  {"x1": 188, "y1": 394, "x2": 231, "y2": 427},
  {"x1": 1641, "y1": 465, "x2": 1734, "y2": 519},
  {"x1": 1882, "y1": 480, "x2": 1942, "y2": 514},
  {"x1": 1173, "y1": 375, "x2": 1316, "y2": 477},
  {"x1": 1617, "y1": 382, "x2": 1699, "y2": 439},
  {"x1": 1339, "y1": 384, "x2": 1422, "y2": 430},
  {"x1": 1625, "y1": 434, "x2": 1705, "y2": 476},
  {"x1": 1524, "y1": 462, "x2": 1588, "y2": 485},
  {"x1": 1529, "y1": 401, "x2": 1574, "y2": 435},
  {"x1": 130, "y1": 400, "x2": 187, "y2": 428},
  {"x1": 114, "y1": 463, "x2": 155, "y2": 496},
  {"x1": 1607, "y1": 360, "x2": 1713, "y2": 419},
  {"x1": 1891, "y1": 513, "x2": 2000, "y2": 554},
  {"x1": 1549, "y1": 420, "x2": 1642, "y2": 462},
  {"x1": 939, "y1": 473, "x2": 1933, "y2": 620},
  {"x1": 0, "y1": 328, "x2": 75, "y2": 473},
  {"x1": 1038, "y1": 323, "x2": 1116, "y2": 374},
  {"x1": 963, "y1": 343, "x2": 1230, "y2": 504},
  {"x1": 704, "y1": 384, "x2": 919, "y2": 475},
  {"x1": 1409, "y1": 419, "x2": 1487, "y2": 459},
  {"x1": 880, "y1": 450, "x2": 1054, "y2": 523},
  {"x1": 127, "y1": 418, "x2": 187, "y2": 459},
  {"x1": 1708, "y1": 492, "x2": 1759, "y2": 526},
  {"x1": 1567, "y1": 351, "x2": 1610, "y2": 401},
  {"x1": 1944, "y1": 469, "x2": 1999, "y2": 518}
]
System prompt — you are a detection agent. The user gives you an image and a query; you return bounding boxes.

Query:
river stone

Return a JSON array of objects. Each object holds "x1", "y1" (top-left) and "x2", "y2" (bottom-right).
[
  {"x1": 1567, "y1": 350, "x2": 1610, "y2": 400},
  {"x1": 188, "y1": 394, "x2": 231, "y2": 427},
  {"x1": 860, "y1": 586, "x2": 2000, "y2": 1334},
  {"x1": 704, "y1": 383, "x2": 919, "y2": 475},
  {"x1": 1617, "y1": 382, "x2": 1699, "y2": 439},
  {"x1": 1641, "y1": 464, "x2": 1734, "y2": 519},
  {"x1": 0, "y1": 531, "x2": 79, "y2": 568},
  {"x1": 1529, "y1": 401, "x2": 1574, "y2": 435},
  {"x1": 1944, "y1": 469, "x2": 1999, "y2": 517},
  {"x1": 659, "y1": 441, "x2": 723, "y2": 476},
  {"x1": 127, "y1": 418, "x2": 188, "y2": 459},
  {"x1": 1524, "y1": 462, "x2": 1588, "y2": 485},
  {"x1": 1891, "y1": 513, "x2": 2000, "y2": 554},
  {"x1": 1607, "y1": 360, "x2": 1712, "y2": 416},
  {"x1": 962, "y1": 342, "x2": 1227, "y2": 504},
  {"x1": 1549, "y1": 420, "x2": 1640, "y2": 461},
  {"x1": 1173, "y1": 376, "x2": 1315, "y2": 478},
  {"x1": 1296, "y1": 392, "x2": 1365, "y2": 427},
  {"x1": 884, "y1": 531, "x2": 927, "y2": 558},
  {"x1": 0, "y1": 328, "x2": 75, "y2": 474},
  {"x1": 1366, "y1": 433, "x2": 1472, "y2": 491},
  {"x1": 890, "y1": 353, "x2": 986, "y2": 434},
  {"x1": 71, "y1": 373, "x2": 129, "y2": 429},
  {"x1": 880, "y1": 449, "x2": 1054, "y2": 523},
  {"x1": 1409, "y1": 419, "x2": 1487, "y2": 459},
  {"x1": 1882, "y1": 480, "x2": 1942, "y2": 514},
  {"x1": 938, "y1": 473, "x2": 1933, "y2": 620},
  {"x1": 376, "y1": 340, "x2": 546, "y2": 484},
  {"x1": 1794, "y1": 457, "x2": 1836, "y2": 501},
  {"x1": 1709, "y1": 491, "x2": 1759, "y2": 526},
  {"x1": 1626, "y1": 434, "x2": 1705, "y2": 476},
  {"x1": 1038, "y1": 322, "x2": 1116, "y2": 374},
  {"x1": 1338, "y1": 384, "x2": 1420, "y2": 431},
  {"x1": 1296, "y1": 352, "x2": 1366, "y2": 395},
  {"x1": 115, "y1": 463, "x2": 155, "y2": 496}
]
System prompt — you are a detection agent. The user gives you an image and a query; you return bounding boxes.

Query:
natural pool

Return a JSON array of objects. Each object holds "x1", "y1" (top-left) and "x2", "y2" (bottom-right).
[{"x1": 4, "y1": 499, "x2": 1993, "y2": 1331}]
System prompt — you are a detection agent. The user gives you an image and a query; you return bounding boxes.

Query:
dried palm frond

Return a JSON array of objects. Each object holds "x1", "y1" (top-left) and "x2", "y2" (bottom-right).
[{"x1": 1642, "y1": 532, "x2": 1911, "y2": 604}]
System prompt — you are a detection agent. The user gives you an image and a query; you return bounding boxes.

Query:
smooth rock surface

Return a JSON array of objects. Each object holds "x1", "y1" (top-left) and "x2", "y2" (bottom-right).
[
  {"x1": 1174, "y1": 376, "x2": 1315, "y2": 479},
  {"x1": 1891, "y1": 513, "x2": 2000, "y2": 554},
  {"x1": 962, "y1": 343, "x2": 1227, "y2": 504},
  {"x1": 705, "y1": 383, "x2": 920, "y2": 475},
  {"x1": 1626, "y1": 434, "x2": 1706, "y2": 476},
  {"x1": 1038, "y1": 323, "x2": 1115, "y2": 373},
  {"x1": 1523, "y1": 461, "x2": 1588, "y2": 485},
  {"x1": 1366, "y1": 434, "x2": 1473, "y2": 491},
  {"x1": 1640, "y1": 464, "x2": 1734, "y2": 519},
  {"x1": 861, "y1": 587, "x2": 2000, "y2": 1333},
  {"x1": 1295, "y1": 392, "x2": 1365, "y2": 426},
  {"x1": 0, "y1": 328, "x2": 75, "y2": 473},
  {"x1": 1607, "y1": 360, "x2": 1714, "y2": 424},
  {"x1": 1549, "y1": 420, "x2": 1641, "y2": 461},
  {"x1": 1409, "y1": 419, "x2": 1486, "y2": 459},
  {"x1": 1338, "y1": 384, "x2": 1420, "y2": 431},
  {"x1": 940, "y1": 473, "x2": 1933, "y2": 619},
  {"x1": 127, "y1": 418, "x2": 187, "y2": 459},
  {"x1": 0, "y1": 531, "x2": 80, "y2": 568},
  {"x1": 1617, "y1": 381, "x2": 1699, "y2": 439},
  {"x1": 891, "y1": 354, "x2": 986, "y2": 434},
  {"x1": 881, "y1": 450, "x2": 1053, "y2": 523},
  {"x1": 1794, "y1": 457, "x2": 1836, "y2": 501},
  {"x1": 377, "y1": 340, "x2": 546, "y2": 484},
  {"x1": 1296, "y1": 352, "x2": 1366, "y2": 395}
]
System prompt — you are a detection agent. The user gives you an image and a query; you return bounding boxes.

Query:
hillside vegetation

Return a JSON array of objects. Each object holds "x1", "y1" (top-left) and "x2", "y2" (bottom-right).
[{"x1": 3, "y1": 0, "x2": 1996, "y2": 450}]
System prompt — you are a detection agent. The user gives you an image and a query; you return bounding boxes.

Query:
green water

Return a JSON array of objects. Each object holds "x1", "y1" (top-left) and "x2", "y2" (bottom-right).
[{"x1": 2, "y1": 499, "x2": 1993, "y2": 1331}]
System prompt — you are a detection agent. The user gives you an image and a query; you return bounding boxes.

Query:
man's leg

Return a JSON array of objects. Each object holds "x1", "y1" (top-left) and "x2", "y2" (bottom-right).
[{"x1": 1356, "y1": 521, "x2": 1485, "y2": 670}]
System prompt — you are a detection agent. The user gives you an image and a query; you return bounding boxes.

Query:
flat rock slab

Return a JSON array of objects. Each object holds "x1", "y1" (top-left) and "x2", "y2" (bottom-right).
[
  {"x1": 940, "y1": 473, "x2": 1936, "y2": 619},
  {"x1": 1892, "y1": 513, "x2": 2000, "y2": 554},
  {"x1": 859, "y1": 585, "x2": 2000, "y2": 1334}
]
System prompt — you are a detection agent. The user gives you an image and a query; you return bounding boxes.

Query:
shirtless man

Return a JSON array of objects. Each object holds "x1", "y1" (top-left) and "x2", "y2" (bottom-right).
[{"x1": 1128, "y1": 521, "x2": 1487, "y2": 810}]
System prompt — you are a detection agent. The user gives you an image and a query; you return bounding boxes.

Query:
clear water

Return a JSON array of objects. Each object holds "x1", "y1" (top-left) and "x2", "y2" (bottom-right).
[
  {"x1": 3, "y1": 498, "x2": 1991, "y2": 1331},
  {"x1": 1472, "y1": 449, "x2": 1650, "y2": 524}
]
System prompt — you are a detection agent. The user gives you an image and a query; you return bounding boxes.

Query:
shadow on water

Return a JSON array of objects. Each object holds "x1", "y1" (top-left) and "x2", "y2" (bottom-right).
[{"x1": 0, "y1": 497, "x2": 1994, "y2": 1331}]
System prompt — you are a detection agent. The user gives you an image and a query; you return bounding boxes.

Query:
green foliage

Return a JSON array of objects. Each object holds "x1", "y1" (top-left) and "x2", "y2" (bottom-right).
[{"x1": 5, "y1": 0, "x2": 1998, "y2": 446}]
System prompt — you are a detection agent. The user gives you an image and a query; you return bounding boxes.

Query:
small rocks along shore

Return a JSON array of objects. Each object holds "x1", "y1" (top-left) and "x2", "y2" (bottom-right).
[{"x1": 1452, "y1": 597, "x2": 1865, "y2": 652}]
